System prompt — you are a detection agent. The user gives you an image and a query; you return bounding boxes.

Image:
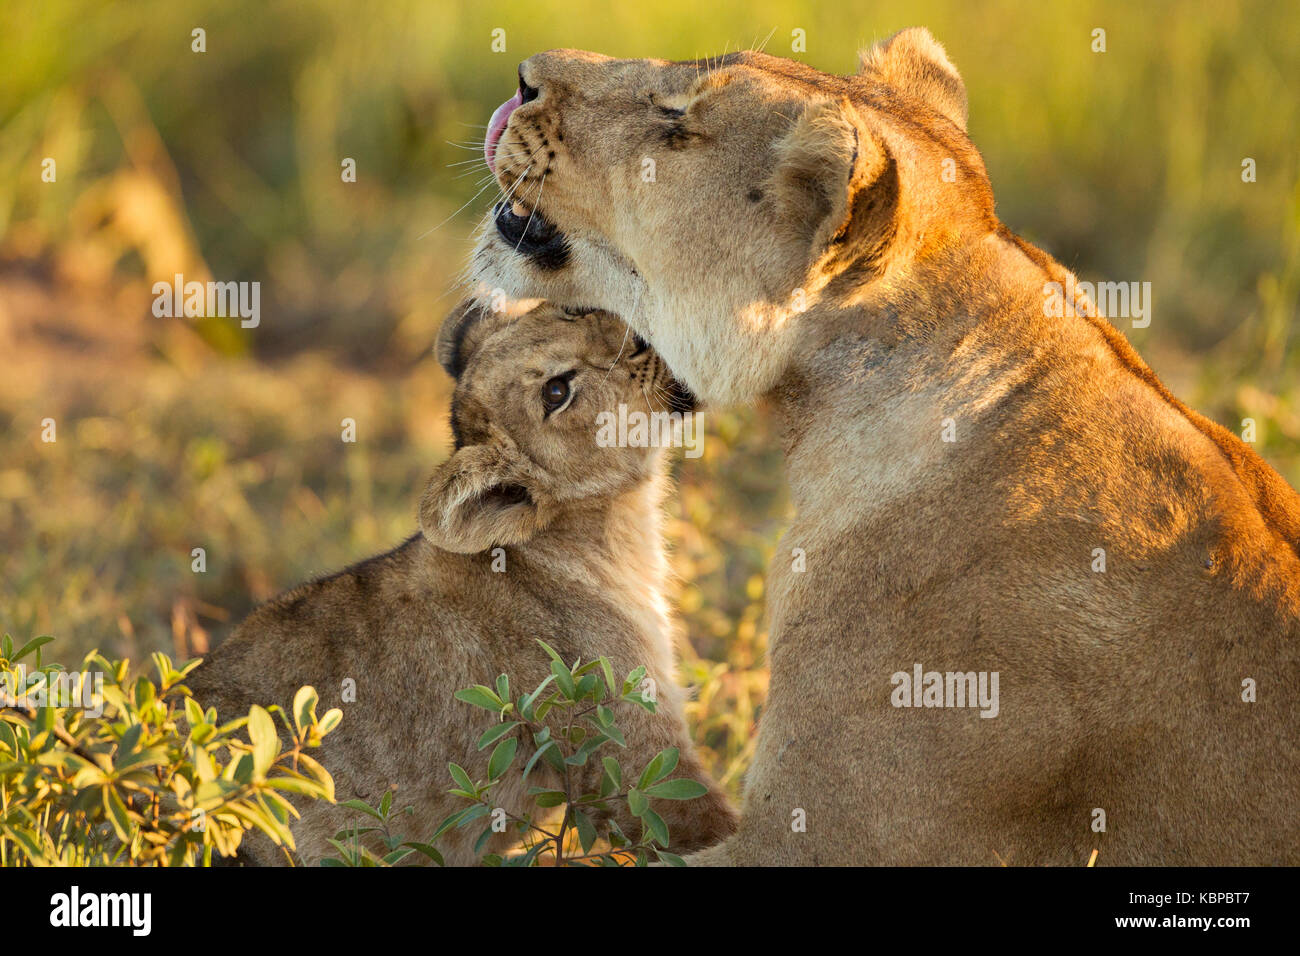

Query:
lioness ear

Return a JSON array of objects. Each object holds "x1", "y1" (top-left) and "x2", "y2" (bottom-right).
[
  {"x1": 768, "y1": 98, "x2": 889, "y2": 256},
  {"x1": 419, "y1": 437, "x2": 548, "y2": 553},
  {"x1": 436, "y1": 299, "x2": 495, "y2": 378},
  {"x1": 857, "y1": 27, "x2": 966, "y2": 131}
]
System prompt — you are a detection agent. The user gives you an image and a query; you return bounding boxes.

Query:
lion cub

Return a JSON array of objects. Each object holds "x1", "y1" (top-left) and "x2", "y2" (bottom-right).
[{"x1": 188, "y1": 301, "x2": 737, "y2": 865}]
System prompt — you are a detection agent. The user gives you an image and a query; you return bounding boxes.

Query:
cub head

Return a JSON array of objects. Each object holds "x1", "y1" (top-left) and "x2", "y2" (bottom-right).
[
  {"x1": 470, "y1": 28, "x2": 995, "y2": 406},
  {"x1": 420, "y1": 300, "x2": 697, "y2": 554}
]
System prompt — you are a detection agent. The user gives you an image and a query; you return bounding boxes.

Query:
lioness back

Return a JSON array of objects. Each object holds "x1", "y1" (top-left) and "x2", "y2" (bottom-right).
[{"x1": 467, "y1": 32, "x2": 1298, "y2": 864}]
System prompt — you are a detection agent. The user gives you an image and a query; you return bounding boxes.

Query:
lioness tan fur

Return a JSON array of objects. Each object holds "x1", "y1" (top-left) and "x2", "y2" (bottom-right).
[
  {"x1": 188, "y1": 303, "x2": 736, "y2": 865},
  {"x1": 469, "y1": 30, "x2": 1300, "y2": 864}
]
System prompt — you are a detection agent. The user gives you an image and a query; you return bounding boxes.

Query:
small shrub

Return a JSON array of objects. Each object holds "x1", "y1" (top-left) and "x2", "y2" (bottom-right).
[
  {"x1": 323, "y1": 790, "x2": 445, "y2": 867},
  {"x1": 433, "y1": 640, "x2": 708, "y2": 866},
  {"x1": 323, "y1": 641, "x2": 708, "y2": 867},
  {"x1": 0, "y1": 633, "x2": 340, "y2": 866}
]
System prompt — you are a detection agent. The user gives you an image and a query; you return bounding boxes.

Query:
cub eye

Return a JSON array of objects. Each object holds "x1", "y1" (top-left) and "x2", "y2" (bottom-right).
[{"x1": 542, "y1": 375, "x2": 572, "y2": 413}]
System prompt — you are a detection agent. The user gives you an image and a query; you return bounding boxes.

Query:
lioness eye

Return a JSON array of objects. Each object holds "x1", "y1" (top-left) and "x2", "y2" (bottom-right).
[
  {"x1": 542, "y1": 375, "x2": 572, "y2": 413},
  {"x1": 647, "y1": 93, "x2": 686, "y2": 118}
]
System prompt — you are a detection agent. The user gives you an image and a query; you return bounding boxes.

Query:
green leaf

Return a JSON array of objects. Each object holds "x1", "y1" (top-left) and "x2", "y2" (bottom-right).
[
  {"x1": 655, "y1": 848, "x2": 687, "y2": 867},
  {"x1": 642, "y1": 778, "x2": 708, "y2": 800},
  {"x1": 573, "y1": 809, "x2": 597, "y2": 854},
  {"x1": 194, "y1": 778, "x2": 242, "y2": 810},
  {"x1": 117, "y1": 722, "x2": 144, "y2": 757},
  {"x1": 1, "y1": 824, "x2": 48, "y2": 864},
  {"x1": 175, "y1": 657, "x2": 203, "y2": 681},
  {"x1": 574, "y1": 673, "x2": 599, "y2": 700},
  {"x1": 231, "y1": 753, "x2": 254, "y2": 785},
  {"x1": 642, "y1": 808, "x2": 669, "y2": 846},
  {"x1": 115, "y1": 745, "x2": 169, "y2": 773},
  {"x1": 102, "y1": 786, "x2": 132, "y2": 843},
  {"x1": 602, "y1": 756, "x2": 622, "y2": 791},
  {"x1": 132, "y1": 675, "x2": 156, "y2": 710},
  {"x1": 456, "y1": 803, "x2": 491, "y2": 829},
  {"x1": 550, "y1": 660, "x2": 576, "y2": 700},
  {"x1": 316, "y1": 708, "x2": 342, "y2": 736},
  {"x1": 293, "y1": 686, "x2": 319, "y2": 736},
  {"x1": 469, "y1": 823, "x2": 495, "y2": 856},
  {"x1": 598, "y1": 721, "x2": 626, "y2": 748},
  {"x1": 532, "y1": 789, "x2": 566, "y2": 808},
  {"x1": 267, "y1": 776, "x2": 330, "y2": 800},
  {"x1": 454, "y1": 686, "x2": 504, "y2": 712},
  {"x1": 599, "y1": 657, "x2": 616, "y2": 699},
  {"x1": 627, "y1": 788, "x2": 648, "y2": 816},
  {"x1": 150, "y1": 650, "x2": 175, "y2": 688},
  {"x1": 448, "y1": 763, "x2": 475, "y2": 793},
  {"x1": 294, "y1": 753, "x2": 335, "y2": 799},
  {"x1": 402, "y1": 841, "x2": 445, "y2": 866},
  {"x1": 477, "y1": 720, "x2": 521, "y2": 751},
  {"x1": 622, "y1": 665, "x2": 647, "y2": 695},
  {"x1": 564, "y1": 732, "x2": 607, "y2": 766},
  {"x1": 535, "y1": 692, "x2": 560, "y2": 721},
  {"x1": 337, "y1": 799, "x2": 383, "y2": 819},
  {"x1": 487, "y1": 736, "x2": 518, "y2": 780},
  {"x1": 638, "y1": 747, "x2": 680, "y2": 789},
  {"x1": 542, "y1": 743, "x2": 566, "y2": 774},
  {"x1": 494, "y1": 674, "x2": 510, "y2": 703},
  {"x1": 521, "y1": 740, "x2": 556, "y2": 784},
  {"x1": 517, "y1": 674, "x2": 555, "y2": 720},
  {"x1": 11, "y1": 635, "x2": 54, "y2": 664},
  {"x1": 246, "y1": 705, "x2": 278, "y2": 778},
  {"x1": 431, "y1": 807, "x2": 471, "y2": 841},
  {"x1": 535, "y1": 639, "x2": 565, "y2": 666}
]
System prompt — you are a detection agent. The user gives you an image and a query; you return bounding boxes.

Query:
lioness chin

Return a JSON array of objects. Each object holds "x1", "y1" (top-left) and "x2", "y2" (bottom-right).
[
  {"x1": 468, "y1": 30, "x2": 1299, "y2": 864},
  {"x1": 189, "y1": 303, "x2": 736, "y2": 865}
]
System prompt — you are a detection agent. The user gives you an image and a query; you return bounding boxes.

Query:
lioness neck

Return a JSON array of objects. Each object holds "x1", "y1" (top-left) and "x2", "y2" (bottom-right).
[
  {"x1": 770, "y1": 232, "x2": 1133, "y2": 528},
  {"x1": 774, "y1": 240, "x2": 1003, "y2": 473}
]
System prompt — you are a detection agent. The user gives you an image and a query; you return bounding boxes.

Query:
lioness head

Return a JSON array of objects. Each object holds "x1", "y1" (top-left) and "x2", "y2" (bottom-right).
[
  {"x1": 470, "y1": 28, "x2": 995, "y2": 406},
  {"x1": 421, "y1": 301, "x2": 696, "y2": 553}
]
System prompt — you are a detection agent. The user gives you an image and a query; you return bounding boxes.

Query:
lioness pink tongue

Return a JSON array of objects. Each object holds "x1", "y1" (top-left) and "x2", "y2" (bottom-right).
[{"x1": 485, "y1": 91, "x2": 523, "y2": 172}]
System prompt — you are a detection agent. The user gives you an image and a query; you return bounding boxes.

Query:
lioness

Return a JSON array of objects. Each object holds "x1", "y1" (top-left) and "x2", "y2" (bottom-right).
[
  {"x1": 189, "y1": 302, "x2": 737, "y2": 864},
  {"x1": 469, "y1": 30, "x2": 1300, "y2": 864}
]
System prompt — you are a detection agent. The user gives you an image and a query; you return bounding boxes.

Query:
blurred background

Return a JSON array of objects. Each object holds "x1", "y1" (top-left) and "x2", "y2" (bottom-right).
[{"x1": 1, "y1": 0, "x2": 1297, "y2": 795}]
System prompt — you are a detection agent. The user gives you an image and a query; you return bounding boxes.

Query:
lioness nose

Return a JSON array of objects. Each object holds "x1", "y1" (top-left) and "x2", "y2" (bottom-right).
[
  {"x1": 517, "y1": 66, "x2": 539, "y2": 103},
  {"x1": 518, "y1": 49, "x2": 614, "y2": 104}
]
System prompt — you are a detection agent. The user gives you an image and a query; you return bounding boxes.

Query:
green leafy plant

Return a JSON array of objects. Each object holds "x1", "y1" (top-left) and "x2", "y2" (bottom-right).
[
  {"x1": 432, "y1": 640, "x2": 709, "y2": 866},
  {"x1": 0, "y1": 633, "x2": 341, "y2": 866},
  {"x1": 323, "y1": 789, "x2": 444, "y2": 867}
]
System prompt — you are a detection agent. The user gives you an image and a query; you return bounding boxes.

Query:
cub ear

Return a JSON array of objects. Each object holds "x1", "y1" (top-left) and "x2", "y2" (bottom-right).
[
  {"x1": 419, "y1": 435, "x2": 549, "y2": 553},
  {"x1": 436, "y1": 299, "x2": 496, "y2": 379},
  {"x1": 857, "y1": 27, "x2": 966, "y2": 131},
  {"x1": 768, "y1": 98, "x2": 890, "y2": 257}
]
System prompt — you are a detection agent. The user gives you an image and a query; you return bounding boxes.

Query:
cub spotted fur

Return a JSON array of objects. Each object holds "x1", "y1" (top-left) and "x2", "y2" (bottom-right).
[
  {"x1": 470, "y1": 31, "x2": 1300, "y2": 864},
  {"x1": 189, "y1": 302, "x2": 736, "y2": 864}
]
